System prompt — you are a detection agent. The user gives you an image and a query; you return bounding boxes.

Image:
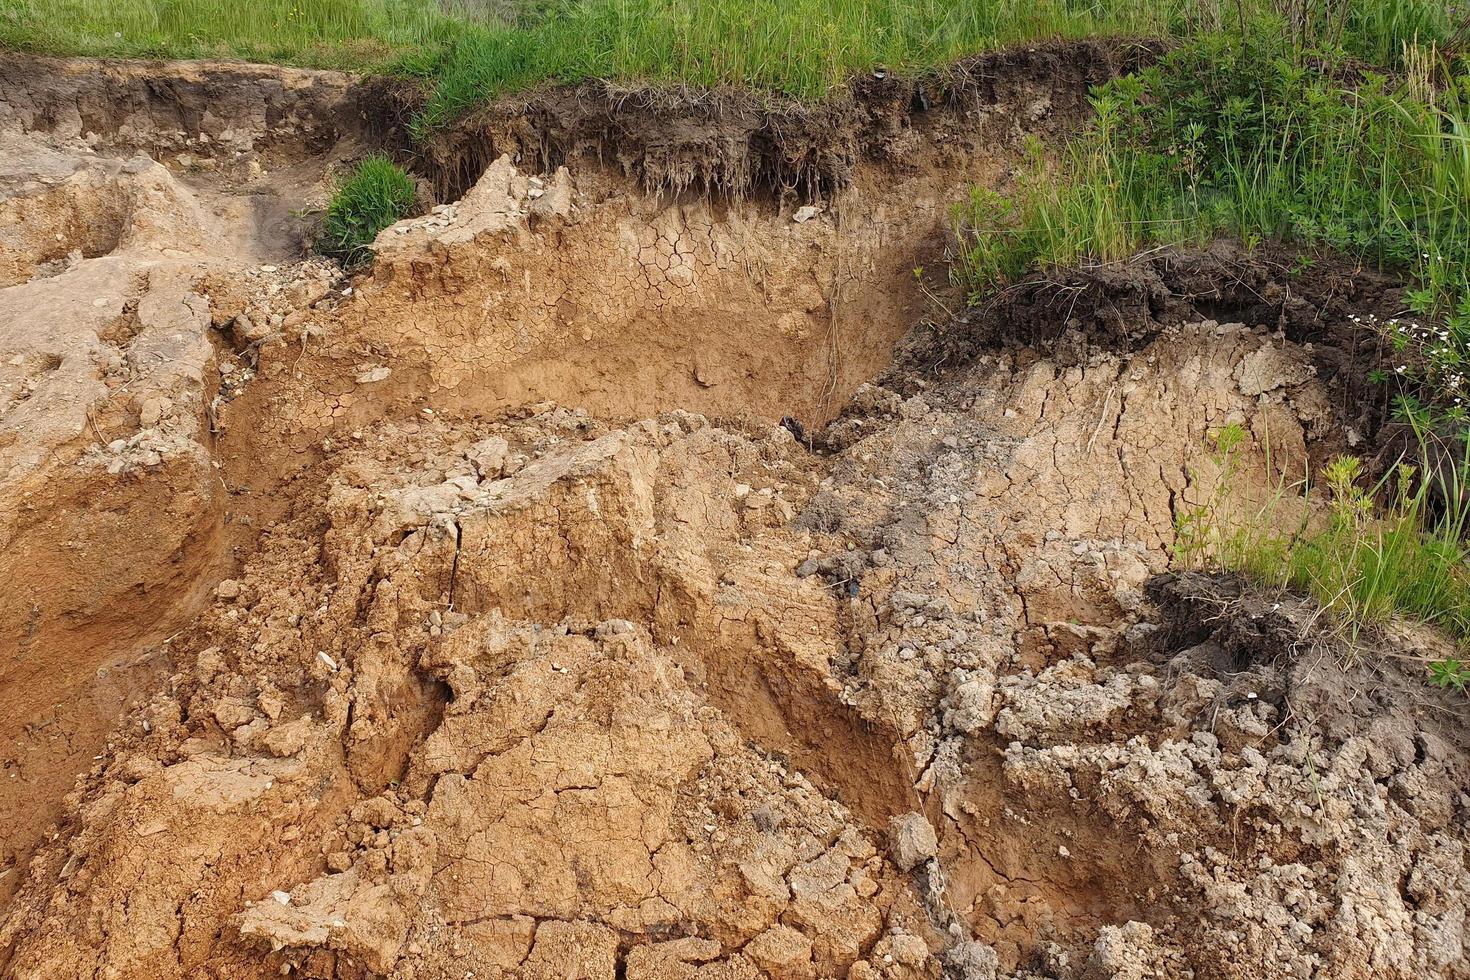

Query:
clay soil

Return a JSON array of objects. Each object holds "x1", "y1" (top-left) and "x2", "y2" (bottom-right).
[{"x1": 1, "y1": 46, "x2": 1468, "y2": 980}]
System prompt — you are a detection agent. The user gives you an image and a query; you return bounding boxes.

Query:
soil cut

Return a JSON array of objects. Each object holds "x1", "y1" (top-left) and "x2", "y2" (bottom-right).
[{"x1": 1, "y1": 44, "x2": 1468, "y2": 980}]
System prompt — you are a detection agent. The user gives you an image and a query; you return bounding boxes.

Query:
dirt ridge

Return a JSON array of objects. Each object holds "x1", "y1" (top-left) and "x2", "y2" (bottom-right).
[{"x1": 0, "y1": 39, "x2": 1153, "y2": 203}]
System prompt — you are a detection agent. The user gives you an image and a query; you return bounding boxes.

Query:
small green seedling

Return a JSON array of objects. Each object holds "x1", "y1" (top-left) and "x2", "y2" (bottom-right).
[{"x1": 1429, "y1": 657, "x2": 1469, "y2": 692}]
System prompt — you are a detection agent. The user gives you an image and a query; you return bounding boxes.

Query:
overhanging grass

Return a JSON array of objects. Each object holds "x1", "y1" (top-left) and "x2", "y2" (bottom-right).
[
  {"x1": 407, "y1": 0, "x2": 1468, "y2": 131},
  {"x1": 404, "y1": 0, "x2": 1185, "y2": 132},
  {"x1": 952, "y1": 35, "x2": 1470, "y2": 416}
]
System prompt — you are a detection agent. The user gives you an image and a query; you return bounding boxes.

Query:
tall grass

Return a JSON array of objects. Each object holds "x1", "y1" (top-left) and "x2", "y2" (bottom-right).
[
  {"x1": 405, "y1": 0, "x2": 1190, "y2": 131},
  {"x1": 5, "y1": 1, "x2": 1466, "y2": 126},
  {"x1": 0, "y1": 0, "x2": 488, "y2": 68}
]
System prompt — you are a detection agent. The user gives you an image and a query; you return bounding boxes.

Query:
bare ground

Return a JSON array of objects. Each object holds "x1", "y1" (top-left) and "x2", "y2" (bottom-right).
[{"x1": 0, "y1": 49, "x2": 1468, "y2": 980}]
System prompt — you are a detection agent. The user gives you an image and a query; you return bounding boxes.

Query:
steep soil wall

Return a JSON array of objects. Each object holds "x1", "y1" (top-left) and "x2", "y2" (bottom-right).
[
  {"x1": 0, "y1": 54, "x2": 383, "y2": 894},
  {"x1": 408, "y1": 40, "x2": 1149, "y2": 199},
  {"x1": 0, "y1": 53, "x2": 378, "y2": 163}
]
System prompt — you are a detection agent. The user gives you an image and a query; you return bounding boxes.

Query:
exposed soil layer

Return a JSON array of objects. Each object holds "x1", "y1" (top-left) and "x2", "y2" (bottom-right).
[
  {"x1": 0, "y1": 41, "x2": 1106, "y2": 908},
  {"x1": 407, "y1": 40, "x2": 1156, "y2": 200},
  {"x1": 3, "y1": 47, "x2": 1470, "y2": 980},
  {"x1": 0, "y1": 56, "x2": 376, "y2": 888},
  {"x1": 0, "y1": 53, "x2": 384, "y2": 163}
]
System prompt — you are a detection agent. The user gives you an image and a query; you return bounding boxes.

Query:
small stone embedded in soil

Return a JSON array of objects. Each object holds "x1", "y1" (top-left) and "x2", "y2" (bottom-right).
[
  {"x1": 262, "y1": 716, "x2": 312, "y2": 758},
  {"x1": 464, "y1": 435, "x2": 508, "y2": 479},
  {"x1": 138, "y1": 395, "x2": 172, "y2": 427}
]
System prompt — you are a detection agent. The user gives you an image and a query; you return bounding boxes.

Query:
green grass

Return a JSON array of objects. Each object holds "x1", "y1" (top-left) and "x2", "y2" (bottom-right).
[
  {"x1": 952, "y1": 32, "x2": 1470, "y2": 416},
  {"x1": 401, "y1": 0, "x2": 1188, "y2": 133},
  {"x1": 0, "y1": 0, "x2": 492, "y2": 69},
  {"x1": 316, "y1": 154, "x2": 416, "y2": 266},
  {"x1": 5, "y1": 1, "x2": 1465, "y2": 132},
  {"x1": 1177, "y1": 420, "x2": 1470, "y2": 687}
]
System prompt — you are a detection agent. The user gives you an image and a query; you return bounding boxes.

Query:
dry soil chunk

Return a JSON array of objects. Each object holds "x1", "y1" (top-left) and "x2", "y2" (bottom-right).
[
  {"x1": 522, "y1": 920, "x2": 619, "y2": 980},
  {"x1": 887, "y1": 811, "x2": 937, "y2": 871}
]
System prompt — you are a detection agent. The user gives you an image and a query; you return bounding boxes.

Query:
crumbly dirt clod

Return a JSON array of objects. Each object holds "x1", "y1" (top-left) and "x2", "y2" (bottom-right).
[{"x1": 2, "y1": 49, "x2": 1469, "y2": 980}]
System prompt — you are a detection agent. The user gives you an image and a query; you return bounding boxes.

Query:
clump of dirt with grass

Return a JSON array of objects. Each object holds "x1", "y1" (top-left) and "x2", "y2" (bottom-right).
[
  {"x1": 315, "y1": 154, "x2": 416, "y2": 266},
  {"x1": 1179, "y1": 419, "x2": 1470, "y2": 672},
  {"x1": 951, "y1": 29, "x2": 1470, "y2": 416},
  {"x1": 934, "y1": 18, "x2": 1470, "y2": 690}
]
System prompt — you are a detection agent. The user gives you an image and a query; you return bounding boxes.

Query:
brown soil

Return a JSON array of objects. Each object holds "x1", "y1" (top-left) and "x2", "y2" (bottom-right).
[
  {"x1": 892, "y1": 240, "x2": 1406, "y2": 467},
  {"x1": 2, "y1": 45, "x2": 1469, "y2": 980}
]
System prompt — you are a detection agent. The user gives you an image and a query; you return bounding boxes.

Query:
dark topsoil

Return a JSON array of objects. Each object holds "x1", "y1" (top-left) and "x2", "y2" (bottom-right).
[
  {"x1": 390, "y1": 39, "x2": 1159, "y2": 199},
  {"x1": 891, "y1": 239, "x2": 1411, "y2": 461},
  {"x1": 2, "y1": 39, "x2": 1151, "y2": 199},
  {"x1": 1145, "y1": 570, "x2": 1470, "y2": 754}
]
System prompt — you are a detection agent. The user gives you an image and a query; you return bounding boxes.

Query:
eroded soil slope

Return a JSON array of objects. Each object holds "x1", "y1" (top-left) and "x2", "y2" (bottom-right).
[{"x1": 2, "y1": 49, "x2": 1469, "y2": 980}]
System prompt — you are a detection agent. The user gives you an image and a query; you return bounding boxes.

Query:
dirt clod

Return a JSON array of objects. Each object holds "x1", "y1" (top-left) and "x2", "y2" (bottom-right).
[{"x1": 888, "y1": 812, "x2": 939, "y2": 872}]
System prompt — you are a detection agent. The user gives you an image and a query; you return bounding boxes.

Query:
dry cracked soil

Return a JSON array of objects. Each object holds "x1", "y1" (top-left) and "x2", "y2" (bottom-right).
[{"x1": 0, "y1": 47, "x2": 1468, "y2": 980}]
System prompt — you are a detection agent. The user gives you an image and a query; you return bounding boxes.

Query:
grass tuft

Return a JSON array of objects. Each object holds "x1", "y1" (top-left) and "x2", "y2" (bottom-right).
[{"x1": 316, "y1": 154, "x2": 416, "y2": 267}]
